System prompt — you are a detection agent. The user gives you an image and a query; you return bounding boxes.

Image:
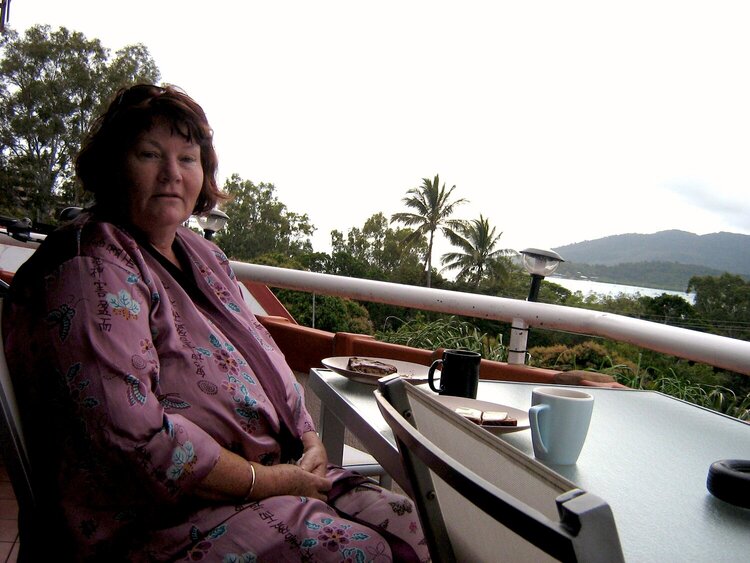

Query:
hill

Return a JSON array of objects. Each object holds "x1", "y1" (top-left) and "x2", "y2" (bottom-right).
[
  {"x1": 554, "y1": 230, "x2": 750, "y2": 275},
  {"x1": 551, "y1": 230, "x2": 750, "y2": 291}
]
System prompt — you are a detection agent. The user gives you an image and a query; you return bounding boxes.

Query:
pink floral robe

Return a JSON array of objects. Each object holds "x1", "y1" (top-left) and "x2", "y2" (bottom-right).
[{"x1": 3, "y1": 214, "x2": 428, "y2": 562}]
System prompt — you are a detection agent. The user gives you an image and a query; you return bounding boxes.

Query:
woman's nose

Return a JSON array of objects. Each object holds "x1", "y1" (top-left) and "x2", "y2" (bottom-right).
[{"x1": 158, "y1": 157, "x2": 181, "y2": 182}]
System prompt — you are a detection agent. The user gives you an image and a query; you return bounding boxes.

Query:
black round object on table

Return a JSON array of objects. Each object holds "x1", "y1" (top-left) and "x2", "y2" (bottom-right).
[{"x1": 706, "y1": 459, "x2": 750, "y2": 509}]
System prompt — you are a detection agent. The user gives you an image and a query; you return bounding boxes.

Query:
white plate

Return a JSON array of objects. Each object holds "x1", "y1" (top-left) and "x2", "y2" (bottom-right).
[
  {"x1": 321, "y1": 356, "x2": 431, "y2": 385},
  {"x1": 434, "y1": 395, "x2": 530, "y2": 434}
]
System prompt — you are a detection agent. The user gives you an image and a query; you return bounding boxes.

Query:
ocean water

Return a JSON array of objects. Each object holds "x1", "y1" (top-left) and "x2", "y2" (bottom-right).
[{"x1": 548, "y1": 277, "x2": 695, "y2": 304}]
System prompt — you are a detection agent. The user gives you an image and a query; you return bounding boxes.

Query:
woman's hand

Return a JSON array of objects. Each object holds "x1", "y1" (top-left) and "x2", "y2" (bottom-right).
[
  {"x1": 297, "y1": 431, "x2": 329, "y2": 477},
  {"x1": 253, "y1": 462, "x2": 331, "y2": 502},
  {"x1": 195, "y1": 447, "x2": 332, "y2": 503}
]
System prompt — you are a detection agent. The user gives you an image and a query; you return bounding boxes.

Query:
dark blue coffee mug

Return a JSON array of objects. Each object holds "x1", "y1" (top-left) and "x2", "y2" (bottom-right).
[{"x1": 428, "y1": 349, "x2": 481, "y2": 399}]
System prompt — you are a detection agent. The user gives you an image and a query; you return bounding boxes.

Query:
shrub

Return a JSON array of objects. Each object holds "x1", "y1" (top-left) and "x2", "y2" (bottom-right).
[
  {"x1": 529, "y1": 341, "x2": 638, "y2": 373},
  {"x1": 377, "y1": 316, "x2": 507, "y2": 361}
]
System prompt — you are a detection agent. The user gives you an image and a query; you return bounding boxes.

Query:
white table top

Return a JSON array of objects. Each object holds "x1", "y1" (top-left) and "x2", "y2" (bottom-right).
[{"x1": 309, "y1": 368, "x2": 750, "y2": 562}]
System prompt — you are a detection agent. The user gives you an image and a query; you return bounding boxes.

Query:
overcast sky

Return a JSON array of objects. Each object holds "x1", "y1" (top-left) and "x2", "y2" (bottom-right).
[{"x1": 9, "y1": 1, "x2": 750, "y2": 257}]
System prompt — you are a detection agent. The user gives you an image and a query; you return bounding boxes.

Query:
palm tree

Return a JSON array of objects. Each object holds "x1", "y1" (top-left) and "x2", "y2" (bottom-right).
[
  {"x1": 441, "y1": 214, "x2": 516, "y2": 288},
  {"x1": 390, "y1": 174, "x2": 467, "y2": 287}
]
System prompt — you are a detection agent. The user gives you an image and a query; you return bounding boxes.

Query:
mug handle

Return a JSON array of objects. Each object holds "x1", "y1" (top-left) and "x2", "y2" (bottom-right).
[
  {"x1": 529, "y1": 404, "x2": 550, "y2": 456},
  {"x1": 428, "y1": 359, "x2": 443, "y2": 393}
]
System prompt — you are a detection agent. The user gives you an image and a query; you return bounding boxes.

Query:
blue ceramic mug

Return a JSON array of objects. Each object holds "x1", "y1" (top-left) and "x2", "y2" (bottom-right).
[{"x1": 529, "y1": 387, "x2": 594, "y2": 465}]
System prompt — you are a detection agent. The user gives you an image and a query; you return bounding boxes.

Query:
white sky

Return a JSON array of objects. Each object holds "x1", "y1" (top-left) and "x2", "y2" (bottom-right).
[{"x1": 9, "y1": 1, "x2": 750, "y2": 257}]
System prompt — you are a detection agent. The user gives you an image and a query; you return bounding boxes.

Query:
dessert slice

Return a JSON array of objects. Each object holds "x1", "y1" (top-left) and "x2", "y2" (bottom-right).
[{"x1": 347, "y1": 357, "x2": 398, "y2": 376}]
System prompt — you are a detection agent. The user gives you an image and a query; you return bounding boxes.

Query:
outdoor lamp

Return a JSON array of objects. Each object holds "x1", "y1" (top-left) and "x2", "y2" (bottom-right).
[
  {"x1": 520, "y1": 248, "x2": 564, "y2": 302},
  {"x1": 197, "y1": 209, "x2": 229, "y2": 240},
  {"x1": 508, "y1": 248, "x2": 564, "y2": 366}
]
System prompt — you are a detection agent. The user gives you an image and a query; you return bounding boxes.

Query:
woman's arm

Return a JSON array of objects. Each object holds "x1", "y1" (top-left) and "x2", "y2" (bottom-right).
[
  {"x1": 194, "y1": 446, "x2": 332, "y2": 502},
  {"x1": 33, "y1": 253, "x2": 223, "y2": 501}
]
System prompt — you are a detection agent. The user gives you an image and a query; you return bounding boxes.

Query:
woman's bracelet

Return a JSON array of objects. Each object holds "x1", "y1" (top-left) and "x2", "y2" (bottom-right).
[{"x1": 243, "y1": 462, "x2": 256, "y2": 501}]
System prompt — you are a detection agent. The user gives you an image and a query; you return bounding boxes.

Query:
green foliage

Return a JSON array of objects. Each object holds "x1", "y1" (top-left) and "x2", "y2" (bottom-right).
[
  {"x1": 322, "y1": 213, "x2": 427, "y2": 330},
  {"x1": 529, "y1": 341, "x2": 638, "y2": 373},
  {"x1": 466, "y1": 267, "x2": 575, "y2": 305},
  {"x1": 275, "y1": 289, "x2": 373, "y2": 334},
  {"x1": 391, "y1": 174, "x2": 467, "y2": 287},
  {"x1": 377, "y1": 315, "x2": 507, "y2": 361},
  {"x1": 703, "y1": 386, "x2": 750, "y2": 421},
  {"x1": 563, "y1": 290, "x2": 651, "y2": 316},
  {"x1": 638, "y1": 293, "x2": 699, "y2": 328},
  {"x1": 249, "y1": 252, "x2": 305, "y2": 270},
  {"x1": 688, "y1": 273, "x2": 750, "y2": 339},
  {"x1": 556, "y1": 265, "x2": 750, "y2": 341},
  {"x1": 639, "y1": 376, "x2": 750, "y2": 420},
  {"x1": 528, "y1": 342, "x2": 750, "y2": 420},
  {"x1": 250, "y1": 253, "x2": 376, "y2": 334},
  {"x1": 328, "y1": 213, "x2": 424, "y2": 284},
  {"x1": 0, "y1": 25, "x2": 159, "y2": 222},
  {"x1": 615, "y1": 364, "x2": 750, "y2": 421},
  {"x1": 440, "y1": 214, "x2": 515, "y2": 288},
  {"x1": 377, "y1": 314, "x2": 750, "y2": 420},
  {"x1": 214, "y1": 174, "x2": 314, "y2": 262}
]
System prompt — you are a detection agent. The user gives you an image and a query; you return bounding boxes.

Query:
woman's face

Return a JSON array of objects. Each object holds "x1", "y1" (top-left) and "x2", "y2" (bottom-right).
[{"x1": 123, "y1": 120, "x2": 204, "y2": 239}]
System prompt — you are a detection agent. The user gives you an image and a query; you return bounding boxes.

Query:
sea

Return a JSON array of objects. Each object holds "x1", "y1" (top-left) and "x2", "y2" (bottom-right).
[{"x1": 548, "y1": 277, "x2": 695, "y2": 304}]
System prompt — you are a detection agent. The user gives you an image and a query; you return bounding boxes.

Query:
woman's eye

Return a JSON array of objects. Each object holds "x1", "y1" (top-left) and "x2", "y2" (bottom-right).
[
  {"x1": 180, "y1": 155, "x2": 198, "y2": 163},
  {"x1": 140, "y1": 151, "x2": 159, "y2": 159}
]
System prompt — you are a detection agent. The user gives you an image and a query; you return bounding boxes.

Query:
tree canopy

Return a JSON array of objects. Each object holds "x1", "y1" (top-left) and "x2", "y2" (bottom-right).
[
  {"x1": 328, "y1": 212, "x2": 424, "y2": 284},
  {"x1": 213, "y1": 174, "x2": 314, "y2": 262},
  {"x1": 0, "y1": 25, "x2": 159, "y2": 222},
  {"x1": 441, "y1": 214, "x2": 515, "y2": 288},
  {"x1": 688, "y1": 273, "x2": 750, "y2": 339},
  {"x1": 390, "y1": 174, "x2": 467, "y2": 287}
]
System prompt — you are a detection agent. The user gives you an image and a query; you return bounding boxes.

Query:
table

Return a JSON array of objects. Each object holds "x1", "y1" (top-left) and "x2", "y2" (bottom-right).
[
  {"x1": 310, "y1": 368, "x2": 410, "y2": 491},
  {"x1": 309, "y1": 368, "x2": 750, "y2": 562}
]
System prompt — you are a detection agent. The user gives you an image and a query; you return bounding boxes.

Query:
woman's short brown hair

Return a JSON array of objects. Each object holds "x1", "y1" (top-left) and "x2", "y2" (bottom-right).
[{"x1": 75, "y1": 84, "x2": 227, "y2": 215}]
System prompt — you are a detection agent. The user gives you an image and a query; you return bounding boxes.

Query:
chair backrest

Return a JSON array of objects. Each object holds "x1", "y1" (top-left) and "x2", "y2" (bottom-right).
[
  {"x1": 0, "y1": 299, "x2": 36, "y2": 532},
  {"x1": 375, "y1": 376, "x2": 624, "y2": 563}
]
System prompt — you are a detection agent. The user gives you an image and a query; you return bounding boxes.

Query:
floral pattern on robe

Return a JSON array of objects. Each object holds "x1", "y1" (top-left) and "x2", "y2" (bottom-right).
[{"x1": 3, "y1": 215, "x2": 428, "y2": 562}]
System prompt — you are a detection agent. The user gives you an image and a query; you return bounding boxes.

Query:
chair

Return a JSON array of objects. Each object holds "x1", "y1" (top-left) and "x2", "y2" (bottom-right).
[
  {"x1": 342, "y1": 444, "x2": 392, "y2": 488},
  {"x1": 0, "y1": 299, "x2": 35, "y2": 560},
  {"x1": 375, "y1": 376, "x2": 624, "y2": 563}
]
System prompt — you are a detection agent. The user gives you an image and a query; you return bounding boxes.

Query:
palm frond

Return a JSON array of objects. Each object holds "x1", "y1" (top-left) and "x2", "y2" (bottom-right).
[
  {"x1": 439, "y1": 214, "x2": 516, "y2": 286},
  {"x1": 390, "y1": 212, "x2": 425, "y2": 226}
]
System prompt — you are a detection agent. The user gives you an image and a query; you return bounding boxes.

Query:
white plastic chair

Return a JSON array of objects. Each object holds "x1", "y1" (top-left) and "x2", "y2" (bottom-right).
[{"x1": 375, "y1": 375, "x2": 624, "y2": 563}]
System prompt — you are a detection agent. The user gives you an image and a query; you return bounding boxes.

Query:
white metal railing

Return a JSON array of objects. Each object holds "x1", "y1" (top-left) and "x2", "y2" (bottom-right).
[{"x1": 230, "y1": 262, "x2": 750, "y2": 376}]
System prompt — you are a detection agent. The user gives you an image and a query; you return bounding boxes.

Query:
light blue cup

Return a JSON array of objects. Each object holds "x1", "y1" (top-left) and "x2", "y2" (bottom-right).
[{"x1": 529, "y1": 387, "x2": 594, "y2": 465}]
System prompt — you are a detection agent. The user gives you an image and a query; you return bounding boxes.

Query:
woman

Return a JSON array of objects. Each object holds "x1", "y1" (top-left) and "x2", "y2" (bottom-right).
[{"x1": 3, "y1": 84, "x2": 427, "y2": 562}]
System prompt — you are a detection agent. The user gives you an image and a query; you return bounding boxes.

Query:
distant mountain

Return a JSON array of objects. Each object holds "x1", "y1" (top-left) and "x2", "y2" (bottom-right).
[{"x1": 553, "y1": 230, "x2": 750, "y2": 276}]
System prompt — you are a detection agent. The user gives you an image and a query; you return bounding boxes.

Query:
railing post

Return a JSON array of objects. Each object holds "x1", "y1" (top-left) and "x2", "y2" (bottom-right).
[{"x1": 507, "y1": 318, "x2": 529, "y2": 365}]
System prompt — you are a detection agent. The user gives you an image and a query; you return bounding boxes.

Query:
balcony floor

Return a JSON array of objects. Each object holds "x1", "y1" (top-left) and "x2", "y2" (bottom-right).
[{"x1": 0, "y1": 461, "x2": 18, "y2": 563}]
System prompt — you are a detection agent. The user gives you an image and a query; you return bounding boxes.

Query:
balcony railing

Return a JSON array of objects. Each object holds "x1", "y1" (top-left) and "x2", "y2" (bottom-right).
[{"x1": 231, "y1": 262, "x2": 750, "y2": 377}]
